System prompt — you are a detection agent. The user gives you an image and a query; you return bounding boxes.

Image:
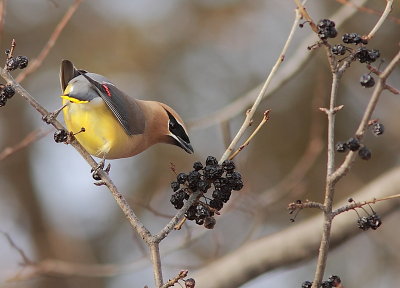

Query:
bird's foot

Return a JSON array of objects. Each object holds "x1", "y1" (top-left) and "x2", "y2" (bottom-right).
[
  {"x1": 91, "y1": 159, "x2": 111, "y2": 184},
  {"x1": 42, "y1": 103, "x2": 68, "y2": 124}
]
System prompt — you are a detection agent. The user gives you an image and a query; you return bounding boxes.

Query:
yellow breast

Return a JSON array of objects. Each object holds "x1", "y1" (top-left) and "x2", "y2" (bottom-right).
[{"x1": 62, "y1": 97, "x2": 146, "y2": 159}]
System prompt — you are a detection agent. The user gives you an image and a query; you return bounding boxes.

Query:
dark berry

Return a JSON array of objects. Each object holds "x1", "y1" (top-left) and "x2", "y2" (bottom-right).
[
  {"x1": 176, "y1": 173, "x2": 187, "y2": 184},
  {"x1": 185, "y1": 205, "x2": 197, "y2": 220},
  {"x1": 213, "y1": 188, "x2": 231, "y2": 203},
  {"x1": 204, "y1": 165, "x2": 224, "y2": 180},
  {"x1": 321, "y1": 281, "x2": 332, "y2": 288},
  {"x1": 170, "y1": 190, "x2": 186, "y2": 209},
  {"x1": 205, "y1": 156, "x2": 218, "y2": 166},
  {"x1": 204, "y1": 216, "x2": 216, "y2": 229},
  {"x1": 193, "y1": 161, "x2": 203, "y2": 171},
  {"x1": 195, "y1": 204, "x2": 210, "y2": 219},
  {"x1": 367, "y1": 213, "x2": 381, "y2": 230},
  {"x1": 355, "y1": 47, "x2": 370, "y2": 63},
  {"x1": 346, "y1": 138, "x2": 360, "y2": 151},
  {"x1": 357, "y1": 216, "x2": 370, "y2": 230},
  {"x1": 317, "y1": 19, "x2": 335, "y2": 29},
  {"x1": 372, "y1": 122, "x2": 384, "y2": 136},
  {"x1": 328, "y1": 275, "x2": 341, "y2": 287},
  {"x1": 1, "y1": 84, "x2": 15, "y2": 98},
  {"x1": 15, "y1": 55, "x2": 29, "y2": 69},
  {"x1": 6, "y1": 57, "x2": 19, "y2": 71},
  {"x1": 360, "y1": 74, "x2": 375, "y2": 88},
  {"x1": 222, "y1": 159, "x2": 235, "y2": 171},
  {"x1": 185, "y1": 278, "x2": 196, "y2": 288},
  {"x1": 331, "y1": 44, "x2": 347, "y2": 56},
  {"x1": 342, "y1": 32, "x2": 362, "y2": 44},
  {"x1": 335, "y1": 141, "x2": 348, "y2": 152},
  {"x1": 232, "y1": 179, "x2": 244, "y2": 191},
  {"x1": 301, "y1": 281, "x2": 313, "y2": 288},
  {"x1": 368, "y1": 49, "x2": 380, "y2": 62},
  {"x1": 54, "y1": 130, "x2": 68, "y2": 143},
  {"x1": 197, "y1": 180, "x2": 210, "y2": 192},
  {"x1": 0, "y1": 95, "x2": 7, "y2": 107},
  {"x1": 209, "y1": 198, "x2": 224, "y2": 211},
  {"x1": 358, "y1": 146, "x2": 371, "y2": 160},
  {"x1": 171, "y1": 181, "x2": 180, "y2": 192}
]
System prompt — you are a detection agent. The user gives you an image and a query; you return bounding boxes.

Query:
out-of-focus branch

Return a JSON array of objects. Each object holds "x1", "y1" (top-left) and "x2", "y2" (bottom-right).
[
  {"x1": 15, "y1": 0, "x2": 83, "y2": 83},
  {"x1": 0, "y1": 127, "x2": 53, "y2": 161},
  {"x1": 193, "y1": 166, "x2": 400, "y2": 288},
  {"x1": 0, "y1": 0, "x2": 6, "y2": 45},
  {"x1": 219, "y1": 7, "x2": 302, "y2": 163},
  {"x1": 335, "y1": 0, "x2": 400, "y2": 24},
  {"x1": 187, "y1": 0, "x2": 369, "y2": 131}
]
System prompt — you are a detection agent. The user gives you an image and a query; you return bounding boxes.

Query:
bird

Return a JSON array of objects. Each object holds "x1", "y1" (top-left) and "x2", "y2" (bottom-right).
[{"x1": 59, "y1": 60, "x2": 193, "y2": 159}]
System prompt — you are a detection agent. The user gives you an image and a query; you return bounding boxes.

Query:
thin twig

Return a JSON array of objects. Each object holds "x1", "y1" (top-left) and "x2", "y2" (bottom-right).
[
  {"x1": 367, "y1": 64, "x2": 399, "y2": 94},
  {"x1": 335, "y1": 0, "x2": 400, "y2": 24},
  {"x1": 0, "y1": 127, "x2": 53, "y2": 161},
  {"x1": 1, "y1": 231, "x2": 33, "y2": 265},
  {"x1": 367, "y1": 0, "x2": 393, "y2": 40},
  {"x1": 219, "y1": 8, "x2": 302, "y2": 163},
  {"x1": 229, "y1": 110, "x2": 270, "y2": 160},
  {"x1": 15, "y1": 0, "x2": 83, "y2": 83},
  {"x1": 332, "y1": 194, "x2": 400, "y2": 217},
  {"x1": 160, "y1": 270, "x2": 188, "y2": 288}
]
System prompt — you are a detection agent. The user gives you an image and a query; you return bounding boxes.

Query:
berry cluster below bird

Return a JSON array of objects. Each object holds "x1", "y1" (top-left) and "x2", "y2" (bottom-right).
[
  {"x1": 170, "y1": 156, "x2": 243, "y2": 229},
  {"x1": 302, "y1": 275, "x2": 341, "y2": 288}
]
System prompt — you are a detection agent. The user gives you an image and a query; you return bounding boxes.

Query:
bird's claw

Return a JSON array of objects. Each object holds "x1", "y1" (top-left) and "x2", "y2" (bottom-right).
[{"x1": 91, "y1": 160, "x2": 111, "y2": 183}]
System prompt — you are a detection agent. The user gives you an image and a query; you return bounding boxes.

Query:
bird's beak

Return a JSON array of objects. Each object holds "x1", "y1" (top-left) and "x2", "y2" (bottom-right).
[{"x1": 176, "y1": 136, "x2": 194, "y2": 154}]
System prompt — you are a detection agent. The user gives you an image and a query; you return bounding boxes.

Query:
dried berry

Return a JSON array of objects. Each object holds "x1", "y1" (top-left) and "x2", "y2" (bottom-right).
[
  {"x1": 1, "y1": 84, "x2": 15, "y2": 98},
  {"x1": 335, "y1": 142, "x2": 348, "y2": 153},
  {"x1": 301, "y1": 281, "x2": 313, "y2": 288},
  {"x1": 347, "y1": 138, "x2": 360, "y2": 151},
  {"x1": 371, "y1": 122, "x2": 384, "y2": 136},
  {"x1": 358, "y1": 146, "x2": 371, "y2": 160},
  {"x1": 204, "y1": 216, "x2": 216, "y2": 229},
  {"x1": 360, "y1": 74, "x2": 375, "y2": 88},
  {"x1": 328, "y1": 275, "x2": 341, "y2": 287},
  {"x1": 331, "y1": 44, "x2": 346, "y2": 56},
  {"x1": 193, "y1": 161, "x2": 203, "y2": 171},
  {"x1": 6, "y1": 57, "x2": 19, "y2": 71},
  {"x1": 15, "y1": 55, "x2": 29, "y2": 69},
  {"x1": 54, "y1": 130, "x2": 68, "y2": 143},
  {"x1": 176, "y1": 173, "x2": 187, "y2": 184}
]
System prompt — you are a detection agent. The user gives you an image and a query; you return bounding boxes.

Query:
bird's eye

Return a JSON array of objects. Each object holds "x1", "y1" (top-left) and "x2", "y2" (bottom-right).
[{"x1": 169, "y1": 120, "x2": 176, "y2": 129}]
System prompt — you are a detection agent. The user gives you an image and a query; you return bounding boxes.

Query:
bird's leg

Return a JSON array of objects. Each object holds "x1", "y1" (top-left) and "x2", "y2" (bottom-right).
[
  {"x1": 42, "y1": 102, "x2": 69, "y2": 124},
  {"x1": 91, "y1": 155, "x2": 111, "y2": 182}
]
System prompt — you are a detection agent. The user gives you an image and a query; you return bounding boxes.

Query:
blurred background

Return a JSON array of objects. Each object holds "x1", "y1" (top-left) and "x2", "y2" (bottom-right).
[{"x1": 0, "y1": 0, "x2": 399, "y2": 287}]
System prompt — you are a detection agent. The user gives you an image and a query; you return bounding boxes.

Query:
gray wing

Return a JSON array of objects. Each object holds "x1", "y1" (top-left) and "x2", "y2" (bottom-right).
[{"x1": 80, "y1": 72, "x2": 146, "y2": 136}]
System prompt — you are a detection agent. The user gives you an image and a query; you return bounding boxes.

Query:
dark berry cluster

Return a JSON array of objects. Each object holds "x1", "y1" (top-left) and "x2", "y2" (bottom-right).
[
  {"x1": 317, "y1": 19, "x2": 337, "y2": 40},
  {"x1": 357, "y1": 213, "x2": 382, "y2": 230},
  {"x1": 349, "y1": 198, "x2": 382, "y2": 231},
  {"x1": 335, "y1": 137, "x2": 371, "y2": 160},
  {"x1": 54, "y1": 129, "x2": 69, "y2": 143},
  {"x1": 342, "y1": 33, "x2": 368, "y2": 45},
  {"x1": 5, "y1": 55, "x2": 29, "y2": 71},
  {"x1": 170, "y1": 156, "x2": 243, "y2": 229},
  {"x1": 0, "y1": 84, "x2": 16, "y2": 107},
  {"x1": 354, "y1": 47, "x2": 380, "y2": 63},
  {"x1": 302, "y1": 275, "x2": 341, "y2": 288}
]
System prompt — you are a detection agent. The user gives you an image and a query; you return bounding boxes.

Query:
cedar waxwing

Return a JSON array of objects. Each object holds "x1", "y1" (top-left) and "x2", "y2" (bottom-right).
[{"x1": 60, "y1": 60, "x2": 193, "y2": 159}]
